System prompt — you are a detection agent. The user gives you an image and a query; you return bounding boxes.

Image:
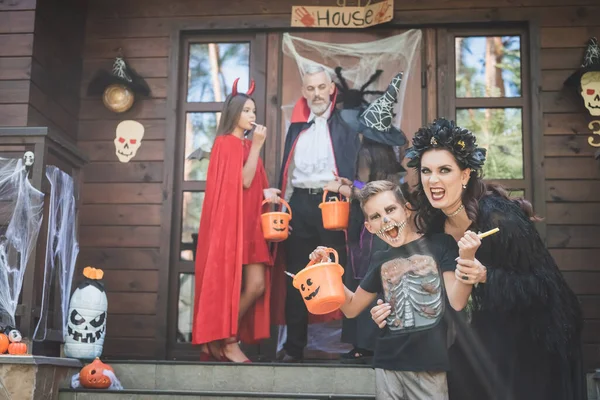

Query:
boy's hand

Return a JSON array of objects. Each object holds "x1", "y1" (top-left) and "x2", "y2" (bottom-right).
[
  {"x1": 458, "y1": 230, "x2": 481, "y2": 260},
  {"x1": 309, "y1": 246, "x2": 330, "y2": 263},
  {"x1": 370, "y1": 299, "x2": 391, "y2": 329}
]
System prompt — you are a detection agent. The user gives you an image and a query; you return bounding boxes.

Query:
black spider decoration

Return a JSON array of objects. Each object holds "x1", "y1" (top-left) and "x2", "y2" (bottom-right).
[{"x1": 334, "y1": 66, "x2": 385, "y2": 109}]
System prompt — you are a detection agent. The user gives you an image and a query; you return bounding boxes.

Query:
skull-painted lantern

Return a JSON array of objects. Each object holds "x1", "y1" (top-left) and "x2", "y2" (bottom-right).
[
  {"x1": 64, "y1": 267, "x2": 107, "y2": 360},
  {"x1": 565, "y1": 37, "x2": 600, "y2": 116},
  {"x1": 114, "y1": 120, "x2": 145, "y2": 163}
]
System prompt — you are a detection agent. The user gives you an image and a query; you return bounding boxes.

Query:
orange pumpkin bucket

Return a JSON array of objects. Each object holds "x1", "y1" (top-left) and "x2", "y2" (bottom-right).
[
  {"x1": 293, "y1": 248, "x2": 345, "y2": 315},
  {"x1": 261, "y1": 199, "x2": 291, "y2": 242},
  {"x1": 319, "y1": 190, "x2": 350, "y2": 231}
]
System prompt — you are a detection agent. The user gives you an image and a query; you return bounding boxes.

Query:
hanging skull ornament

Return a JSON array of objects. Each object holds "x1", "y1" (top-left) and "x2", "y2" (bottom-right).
[
  {"x1": 565, "y1": 37, "x2": 600, "y2": 116},
  {"x1": 581, "y1": 72, "x2": 600, "y2": 116},
  {"x1": 64, "y1": 267, "x2": 108, "y2": 360},
  {"x1": 114, "y1": 120, "x2": 145, "y2": 163},
  {"x1": 23, "y1": 151, "x2": 34, "y2": 167}
]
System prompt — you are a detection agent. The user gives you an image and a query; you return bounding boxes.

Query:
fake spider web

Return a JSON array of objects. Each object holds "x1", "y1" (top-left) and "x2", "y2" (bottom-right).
[
  {"x1": 0, "y1": 157, "x2": 44, "y2": 329},
  {"x1": 278, "y1": 30, "x2": 422, "y2": 354},
  {"x1": 33, "y1": 166, "x2": 79, "y2": 341},
  {"x1": 281, "y1": 30, "x2": 421, "y2": 131}
]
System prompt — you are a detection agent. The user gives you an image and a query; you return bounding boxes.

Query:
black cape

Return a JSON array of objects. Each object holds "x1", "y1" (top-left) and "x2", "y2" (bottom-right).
[{"x1": 437, "y1": 195, "x2": 586, "y2": 400}]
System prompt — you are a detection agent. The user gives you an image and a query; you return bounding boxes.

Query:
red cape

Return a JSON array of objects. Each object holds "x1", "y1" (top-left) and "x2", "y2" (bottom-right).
[{"x1": 192, "y1": 134, "x2": 270, "y2": 345}]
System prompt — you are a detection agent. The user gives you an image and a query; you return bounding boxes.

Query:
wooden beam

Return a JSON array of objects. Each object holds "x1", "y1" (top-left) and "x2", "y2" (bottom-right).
[
  {"x1": 79, "y1": 226, "x2": 162, "y2": 247},
  {"x1": 82, "y1": 162, "x2": 164, "y2": 183},
  {"x1": 79, "y1": 99, "x2": 167, "y2": 120},
  {"x1": 546, "y1": 180, "x2": 600, "y2": 202},
  {"x1": 78, "y1": 119, "x2": 167, "y2": 141},
  {"x1": 0, "y1": 11, "x2": 35, "y2": 33},
  {"x1": 544, "y1": 135, "x2": 599, "y2": 157},
  {"x1": 547, "y1": 225, "x2": 600, "y2": 248},
  {"x1": 80, "y1": 204, "x2": 162, "y2": 226},
  {"x1": 78, "y1": 247, "x2": 161, "y2": 270},
  {"x1": 102, "y1": 270, "x2": 160, "y2": 292}
]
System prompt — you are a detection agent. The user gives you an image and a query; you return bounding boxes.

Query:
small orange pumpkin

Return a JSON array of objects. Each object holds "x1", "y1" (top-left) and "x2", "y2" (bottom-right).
[
  {"x1": 79, "y1": 357, "x2": 114, "y2": 389},
  {"x1": 0, "y1": 333, "x2": 8, "y2": 354},
  {"x1": 7, "y1": 342, "x2": 27, "y2": 355},
  {"x1": 83, "y1": 266, "x2": 104, "y2": 280}
]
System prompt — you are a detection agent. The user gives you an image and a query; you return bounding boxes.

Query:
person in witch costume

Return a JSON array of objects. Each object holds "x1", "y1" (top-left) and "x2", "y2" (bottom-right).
[
  {"x1": 273, "y1": 64, "x2": 360, "y2": 362},
  {"x1": 192, "y1": 79, "x2": 281, "y2": 363},
  {"x1": 371, "y1": 118, "x2": 585, "y2": 399},
  {"x1": 323, "y1": 72, "x2": 407, "y2": 363},
  {"x1": 564, "y1": 37, "x2": 600, "y2": 116}
]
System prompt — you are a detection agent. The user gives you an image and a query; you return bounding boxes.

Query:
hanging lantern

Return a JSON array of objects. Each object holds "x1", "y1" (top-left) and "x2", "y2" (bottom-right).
[
  {"x1": 64, "y1": 267, "x2": 108, "y2": 360},
  {"x1": 87, "y1": 55, "x2": 150, "y2": 114}
]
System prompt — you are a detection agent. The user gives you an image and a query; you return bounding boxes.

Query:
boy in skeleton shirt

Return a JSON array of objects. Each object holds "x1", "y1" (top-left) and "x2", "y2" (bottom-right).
[{"x1": 310, "y1": 180, "x2": 480, "y2": 400}]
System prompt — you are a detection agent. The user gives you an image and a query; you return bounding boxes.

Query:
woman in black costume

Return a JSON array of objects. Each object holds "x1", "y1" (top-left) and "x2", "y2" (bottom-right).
[{"x1": 371, "y1": 118, "x2": 585, "y2": 400}]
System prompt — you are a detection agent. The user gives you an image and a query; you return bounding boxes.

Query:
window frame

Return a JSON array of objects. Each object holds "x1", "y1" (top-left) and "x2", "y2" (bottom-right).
[
  {"x1": 437, "y1": 27, "x2": 532, "y2": 198},
  {"x1": 167, "y1": 32, "x2": 266, "y2": 357}
]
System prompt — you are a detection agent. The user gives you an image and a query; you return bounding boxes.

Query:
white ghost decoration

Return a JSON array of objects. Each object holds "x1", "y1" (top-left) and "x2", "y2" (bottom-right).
[
  {"x1": 581, "y1": 71, "x2": 600, "y2": 116},
  {"x1": 64, "y1": 269, "x2": 108, "y2": 360},
  {"x1": 114, "y1": 120, "x2": 144, "y2": 162}
]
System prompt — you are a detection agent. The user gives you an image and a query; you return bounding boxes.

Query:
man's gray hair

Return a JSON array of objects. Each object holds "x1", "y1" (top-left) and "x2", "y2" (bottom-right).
[{"x1": 302, "y1": 64, "x2": 332, "y2": 84}]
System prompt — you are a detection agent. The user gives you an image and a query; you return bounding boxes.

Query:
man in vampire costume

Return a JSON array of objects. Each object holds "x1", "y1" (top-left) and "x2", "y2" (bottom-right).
[{"x1": 275, "y1": 65, "x2": 360, "y2": 362}]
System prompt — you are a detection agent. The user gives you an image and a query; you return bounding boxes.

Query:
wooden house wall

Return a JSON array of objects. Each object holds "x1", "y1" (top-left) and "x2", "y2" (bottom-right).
[
  {"x1": 0, "y1": 0, "x2": 85, "y2": 140},
  {"x1": 78, "y1": 0, "x2": 600, "y2": 367}
]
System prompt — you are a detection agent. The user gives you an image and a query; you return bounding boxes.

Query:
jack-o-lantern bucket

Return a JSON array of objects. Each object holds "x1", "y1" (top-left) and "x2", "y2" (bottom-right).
[
  {"x1": 319, "y1": 190, "x2": 350, "y2": 231},
  {"x1": 261, "y1": 199, "x2": 291, "y2": 242},
  {"x1": 293, "y1": 248, "x2": 345, "y2": 315}
]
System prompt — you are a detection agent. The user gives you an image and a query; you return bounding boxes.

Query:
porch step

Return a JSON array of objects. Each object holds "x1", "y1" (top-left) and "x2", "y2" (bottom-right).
[
  {"x1": 58, "y1": 361, "x2": 376, "y2": 398},
  {"x1": 59, "y1": 388, "x2": 375, "y2": 399}
]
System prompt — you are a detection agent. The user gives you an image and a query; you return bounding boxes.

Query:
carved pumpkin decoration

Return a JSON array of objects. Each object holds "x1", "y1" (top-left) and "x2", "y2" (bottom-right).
[
  {"x1": 0, "y1": 333, "x2": 8, "y2": 354},
  {"x1": 292, "y1": 247, "x2": 345, "y2": 315},
  {"x1": 79, "y1": 357, "x2": 114, "y2": 389},
  {"x1": 64, "y1": 266, "x2": 108, "y2": 360}
]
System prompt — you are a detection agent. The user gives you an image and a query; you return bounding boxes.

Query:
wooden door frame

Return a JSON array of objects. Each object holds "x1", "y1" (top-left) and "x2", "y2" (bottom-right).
[{"x1": 160, "y1": 14, "x2": 544, "y2": 359}]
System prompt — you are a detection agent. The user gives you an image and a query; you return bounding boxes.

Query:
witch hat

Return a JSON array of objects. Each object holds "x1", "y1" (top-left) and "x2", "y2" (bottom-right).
[
  {"x1": 87, "y1": 56, "x2": 151, "y2": 97},
  {"x1": 564, "y1": 37, "x2": 600, "y2": 87},
  {"x1": 340, "y1": 72, "x2": 407, "y2": 147}
]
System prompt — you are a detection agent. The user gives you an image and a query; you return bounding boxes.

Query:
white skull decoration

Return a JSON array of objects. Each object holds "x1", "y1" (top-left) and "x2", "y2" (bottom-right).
[
  {"x1": 64, "y1": 268, "x2": 108, "y2": 360},
  {"x1": 23, "y1": 151, "x2": 34, "y2": 167},
  {"x1": 580, "y1": 71, "x2": 600, "y2": 116},
  {"x1": 114, "y1": 120, "x2": 144, "y2": 162}
]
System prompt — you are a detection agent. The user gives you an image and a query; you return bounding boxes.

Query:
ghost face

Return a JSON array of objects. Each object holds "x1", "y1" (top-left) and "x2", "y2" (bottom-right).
[
  {"x1": 581, "y1": 72, "x2": 600, "y2": 116},
  {"x1": 114, "y1": 120, "x2": 145, "y2": 162},
  {"x1": 64, "y1": 283, "x2": 108, "y2": 359}
]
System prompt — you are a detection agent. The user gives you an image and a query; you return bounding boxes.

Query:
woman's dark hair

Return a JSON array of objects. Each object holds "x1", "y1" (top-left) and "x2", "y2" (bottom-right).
[
  {"x1": 406, "y1": 119, "x2": 540, "y2": 233},
  {"x1": 357, "y1": 137, "x2": 403, "y2": 183},
  {"x1": 216, "y1": 93, "x2": 254, "y2": 136}
]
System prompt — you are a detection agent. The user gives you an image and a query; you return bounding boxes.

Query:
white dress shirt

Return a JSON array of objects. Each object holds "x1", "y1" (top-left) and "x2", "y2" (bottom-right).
[{"x1": 291, "y1": 107, "x2": 336, "y2": 189}]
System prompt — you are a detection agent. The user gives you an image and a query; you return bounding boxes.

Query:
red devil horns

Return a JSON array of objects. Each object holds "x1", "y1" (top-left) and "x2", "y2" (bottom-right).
[{"x1": 231, "y1": 78, "x2": 255, "y2": 96}]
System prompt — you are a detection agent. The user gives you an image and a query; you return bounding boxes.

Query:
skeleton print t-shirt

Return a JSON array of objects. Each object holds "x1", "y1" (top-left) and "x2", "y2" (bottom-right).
[{"x1": 360, "y1": 233, "x2": 458, "y2": 372}]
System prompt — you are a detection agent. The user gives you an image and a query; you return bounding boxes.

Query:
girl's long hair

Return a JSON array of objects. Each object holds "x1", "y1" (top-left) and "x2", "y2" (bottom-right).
[
  {"x1": 216, "y1": 93, "x2": 254, "y2": 136},
  {"x1": 357, "y1": 137, "x2": 404, "y2": 183}
]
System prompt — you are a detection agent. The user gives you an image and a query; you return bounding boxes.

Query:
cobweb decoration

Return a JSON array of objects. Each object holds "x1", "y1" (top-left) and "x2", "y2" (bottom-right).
[
  {"x1": 33, "y1": 166, "x2": 79, "y2": 341},
  {"x1": 279, "y1": 30, "x2": 422, "y2": 354},
  {"x1": 0, "y1": 157, "x2": 44, "y2": 328},
  {"x1": 282, "y1": 30, "x2": 422, "y2": 131},
  {"x1": 112, "y1": 57, "x2": 132, "y2": 82}
]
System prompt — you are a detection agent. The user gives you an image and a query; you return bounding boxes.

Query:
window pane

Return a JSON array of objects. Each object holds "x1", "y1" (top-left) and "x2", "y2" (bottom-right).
[
  {"x1": 187, "y1": 42, "x2": 250, "y2": 102},
  {"x1": 509, "y1": 189, "x2": 525, "y2": 198},
  {"x1": 456, "y1": 108, "x2": 523, "y2": 179},
  {"x1": 455, "y1": 36, "x2": 521, "y2": 98},
  {"x1": 177, "y1": 273, "x2": 194, "y2": 343},
  {"x1": 181, "y1": 191, "x2": 205, "y2": 261},
  {"x1": 184, "y1": 112, "x2": 220, "y2": 181}
]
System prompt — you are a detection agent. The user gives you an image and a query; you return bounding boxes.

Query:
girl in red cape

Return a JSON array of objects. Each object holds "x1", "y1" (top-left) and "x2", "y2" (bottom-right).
[{"x1": 192, "y1": 81, "x2": 280, "y2": 363}]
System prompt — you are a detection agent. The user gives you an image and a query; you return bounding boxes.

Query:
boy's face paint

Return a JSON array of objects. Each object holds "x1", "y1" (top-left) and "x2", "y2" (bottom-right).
[{"x1": 363, "y1": 191, "x2": 410, "y2": 247}]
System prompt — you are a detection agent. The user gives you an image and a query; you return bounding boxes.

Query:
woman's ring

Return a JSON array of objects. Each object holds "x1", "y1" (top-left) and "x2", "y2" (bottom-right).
[{"x1": 462, "y1": 275, "x2": 469, "y2": 281}]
